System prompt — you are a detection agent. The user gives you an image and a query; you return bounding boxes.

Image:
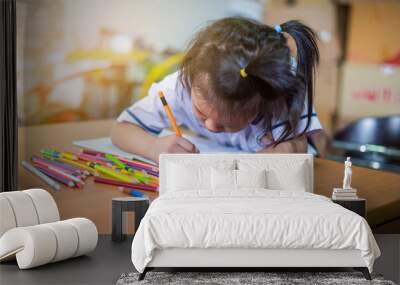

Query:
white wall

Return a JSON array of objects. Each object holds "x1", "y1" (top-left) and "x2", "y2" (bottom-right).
[
  {"x1": 62, "y1": 0, "x2": 263, "y2": 51},
  {"x1": 17, "y1": 0, "x2": 264, "y2": 123}
]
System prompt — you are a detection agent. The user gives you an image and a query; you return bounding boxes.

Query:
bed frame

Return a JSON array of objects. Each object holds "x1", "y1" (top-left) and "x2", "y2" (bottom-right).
[
  {"x1": 138, "y1": 154, "x2": 372, "y2": 281},
  {"x1": 139, "y1": 248, "x2": 371, "y2": 280}
]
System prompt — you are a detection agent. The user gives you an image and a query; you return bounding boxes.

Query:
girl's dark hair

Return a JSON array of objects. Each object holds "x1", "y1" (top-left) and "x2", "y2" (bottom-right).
[{"x1": 179, "y1": 17, "x2": 319, "y2": 145}]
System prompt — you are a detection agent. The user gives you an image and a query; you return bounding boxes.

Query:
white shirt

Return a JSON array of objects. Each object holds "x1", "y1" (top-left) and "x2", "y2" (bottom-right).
[{"x1": 117, "y1": 71, "x2": 322, "y2": 152}]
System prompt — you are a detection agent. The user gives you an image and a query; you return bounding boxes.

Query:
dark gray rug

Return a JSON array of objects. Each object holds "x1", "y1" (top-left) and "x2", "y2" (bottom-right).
[{"x1": 116, "y1": 271, "x2": 396, "y2": 285}]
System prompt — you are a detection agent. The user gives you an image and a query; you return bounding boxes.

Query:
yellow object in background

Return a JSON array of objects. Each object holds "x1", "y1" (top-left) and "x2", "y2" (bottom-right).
[
  {"x1": 139, "y1": 53, "x2": 184, "y2": 99},
  {"x1": 66, "y1": 49, "x2": 150, "y2": 63}
]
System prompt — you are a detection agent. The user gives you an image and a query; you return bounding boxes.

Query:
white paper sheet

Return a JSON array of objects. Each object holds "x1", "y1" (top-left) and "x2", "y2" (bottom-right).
[
  {"x1": 73, "y1": 131, "x2": 246, "y2": 164},
  {"x1": 158, "y1": 129, "x2": 246, "y2": 154}
]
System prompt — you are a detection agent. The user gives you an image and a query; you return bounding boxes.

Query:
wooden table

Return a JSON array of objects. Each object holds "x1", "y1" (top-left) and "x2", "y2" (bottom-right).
[
  {"x1": 18, "y1": 119, "x2": 400, "y2": 234},
  {"x1": 19, "y1": 120, "x2": 158, "y2": 234}
]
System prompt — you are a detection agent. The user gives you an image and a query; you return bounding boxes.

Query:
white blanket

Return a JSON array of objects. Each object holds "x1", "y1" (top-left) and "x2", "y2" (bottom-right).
[{"x1": 131, "y1": 190, "x2": 380, "y2": 272}]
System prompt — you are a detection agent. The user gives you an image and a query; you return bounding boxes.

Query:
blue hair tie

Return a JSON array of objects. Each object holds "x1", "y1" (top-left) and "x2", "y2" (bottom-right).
[{"x1": 274, "y1": 25, "x2": 282, "y2": 33}]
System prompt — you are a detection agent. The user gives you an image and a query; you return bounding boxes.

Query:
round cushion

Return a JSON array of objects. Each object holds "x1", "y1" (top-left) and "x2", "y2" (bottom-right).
[
  {"x1": 42, "y1": 221, "x2": 79, "y2": 262},
  {"x1": 0, "y1": 196, "x2": 17, "y2": 237},
  {"x1": 0, "y1": 192, "x2": 39, "y2": 227},
  {"x1": 24, "y1": 189, "x2": 59, "y2": 223},
  {"x1": 0, "y1": 218, "x2": 98, "y2": 269},
  {"x1": 64, "y1": 218, "x2": 98, "y2": 257},
  {"x1": 0, "y1": 226, "x2": 57, "y2": 269}
]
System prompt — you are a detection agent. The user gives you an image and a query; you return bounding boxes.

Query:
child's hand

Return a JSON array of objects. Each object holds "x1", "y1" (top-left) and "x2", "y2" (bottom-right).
[{"x1": 152, "y1": 135, "x2": 199, "y2": 160}]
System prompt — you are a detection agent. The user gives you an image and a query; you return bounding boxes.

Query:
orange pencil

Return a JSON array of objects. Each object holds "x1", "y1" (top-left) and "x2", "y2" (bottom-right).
[{"x1": 158, "y1": 91, "x2": 182, "y2": 137}]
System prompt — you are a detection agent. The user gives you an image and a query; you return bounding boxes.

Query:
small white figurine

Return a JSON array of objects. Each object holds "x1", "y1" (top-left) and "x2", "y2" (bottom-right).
[{"x1": 342, "y1": 157, "x2": 352, "y2": 190}]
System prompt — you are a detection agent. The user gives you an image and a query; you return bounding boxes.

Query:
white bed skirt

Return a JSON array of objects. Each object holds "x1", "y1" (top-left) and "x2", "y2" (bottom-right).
[{"x1": 148, "y1": 248, "x2": 366, "y2": 268}]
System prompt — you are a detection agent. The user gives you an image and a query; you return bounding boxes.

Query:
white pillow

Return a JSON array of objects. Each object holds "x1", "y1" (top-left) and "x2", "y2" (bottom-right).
[
  {"x1": 211, "y1": 168, "x2": 236, "y2": 190},
  {"x1": 236, "y1": 169, "x2": 267, "y2": 189},
  {"x1": 238, "y1": 159, "x2": 309, "y2": 192},
  {"x1": 166, "y1": 160, "x2": 235, "y2": 192},
  {"x1": 265, "y1": 162, "x2": 308, "y2": 191},
  {"x1": 167, "y1": 163, "x2": 210, "y2": 191},
  {"x1": 211, "y1": 168, "x2": 267, "y2": 191}
]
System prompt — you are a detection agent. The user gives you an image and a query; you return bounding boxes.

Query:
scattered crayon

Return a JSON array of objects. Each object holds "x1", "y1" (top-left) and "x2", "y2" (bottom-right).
[
  {"x1": 41, "y1": 149, "x2": 78, "y2": 161},
  {"x1": 105, "y1": 153, "x2": 127, "y2": 169},
  {"x1": 94, "y1": 176, "x2": 157, "y2": 191},
  {"x1": 88, "y1": 162, "x2": 137, "y2": 183},
  {"x1": 54, "y1": 157, "x2": 97, "y2": 176},
  {"x1": 31, "y1": 147, "x2": 159, "y2": 191},
  {"x1": 32, "y1": 156, "x2": 81, "y2": 178},
  {"x1": 22, "y1": 161, "x2": 61, "y2": 191},
  {"x1": 34, "y1": 164, "x2": 75, "y2": 188}
]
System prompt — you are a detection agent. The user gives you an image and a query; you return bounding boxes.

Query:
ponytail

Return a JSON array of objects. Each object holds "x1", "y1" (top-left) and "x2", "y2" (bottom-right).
[{"x1": 281, "y1": 20, "x2": 319, "y2": 135}]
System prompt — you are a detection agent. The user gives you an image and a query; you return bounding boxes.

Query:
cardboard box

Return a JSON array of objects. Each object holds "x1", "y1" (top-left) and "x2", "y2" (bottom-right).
[
  {"x1": 314, "y1": 61, "x2": 339, "y2": 134},
  {"x1": 316, "y1": 111, "x2": 333, "y2": 135},
  {"x1": 315, "y1": 61, "x2": 339, "y2": 135},
  {"x1": 264, "y1": 0, "x2": 342, "y2": 134},
  {"x1": 264, "y1": 0, "x2": 341, "y2": 62},
  {"x1": 338, "y1": 62, "x2": 400, "y2": 121},
  {"x1": 315, "y1": 61, "x2": 338, "y2": 113},
  {"x1": 346, "y1": 1, "x2": 400, "y2": 64}
]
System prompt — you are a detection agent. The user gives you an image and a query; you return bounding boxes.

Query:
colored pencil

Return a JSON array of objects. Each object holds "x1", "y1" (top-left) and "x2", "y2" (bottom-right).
[
  {"x1": 41, "y1": 157, "x2": 84, "y2": 175},
  {"x1": 33, "y1": 158, "x2": 85, "y2": 185},
  {"x1": 34, "y1": 164, "x2": 75, "y2": 187},
  {"x1": 60, "y1": 151, "x2": 78, "y2": 161},
  {"x1": 34, "y1": 162, "x2": 78, "y2": 185},
  {"x1": 131, "y1": 170, "x2": 152, "y2": 184},
  {"x1": 127, "y1": 158, "x2": 159, "y2": 172},
  {"x1": 48, "y1": 165, "x2": 84, "y2": 185},
  {"x1": 95, "y1": 156, "x2": 110, "y2": 163},
  {"x1": 111, "y1": 163, "x2": 158, "y2": 178},
  {"x1": 130, "y1": 154, "x2": 157, "y2": 166},
  {"x1": 43, "y1": 155, "x2": 90, "y2": 176},
  {"x1": 41, "y1": 149, "x2": 78, "y2": 161},
  {"x1": 158, "y1": 91, "x2": 182, "y2": 136},
  {"x1": 40, "y1": 168, "x2": 79, "y2": 188},
  {"x1": 130, "y1": 189, "x2": 146, "y2": 198},
  {"x1": 32, "y1": 156, "x2": 84, "y2": 179},
  {"x1": 78, "y1": 153, "x2": 112, "y2": 167},
  {"x1": 22, "y1": 161, "x2": 61, "y2": 191},
  {"x1": 55, "y1": 157, "x2": 97, "y2": 176},
  {"x1": 117, "y1": 187, "x2": 147, "y2": 198},
  {"x1": 118, "y1": 158, "x2": 159, "y2": 174},
  {"x1": 81, "y1": 146, "x2": 157, "y2": 166},
  {"x1": 94, "y1": 176, "x2": 157, "y2": 191},
  {"x1": 88, "y1": 162, "x2": 137, "y2": 183},
  {"x1": 140, "y1": 168, "x2": 158, "y2": 178},
  {"x1": 105, "y1": 153, "x2": 127, "y2": 169},
  {"x1": 121, "y1": 164, "x2": 158, "y2": 177},
  {"x1": 116, "y1": 167, "x2": 152, "y2": 184}
]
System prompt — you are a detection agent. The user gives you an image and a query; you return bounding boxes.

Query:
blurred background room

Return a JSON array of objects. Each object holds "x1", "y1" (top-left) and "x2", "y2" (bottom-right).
[
  {"x1": 6, "y1": 2, "x2": 399, "y2": 283},
  {"x1": 16, "y1": 0, "x2": 400, "y2": 172}
]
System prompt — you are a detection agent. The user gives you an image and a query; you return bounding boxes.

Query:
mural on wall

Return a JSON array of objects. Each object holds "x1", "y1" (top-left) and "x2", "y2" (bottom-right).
[{"x1": 16, "y1": 0, "x2": 263, "y2": 126}]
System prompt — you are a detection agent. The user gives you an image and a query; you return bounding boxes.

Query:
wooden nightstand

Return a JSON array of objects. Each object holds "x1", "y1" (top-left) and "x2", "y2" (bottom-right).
[{"x1": 332, "y1": 198, "x2": 366, "y2": 218}]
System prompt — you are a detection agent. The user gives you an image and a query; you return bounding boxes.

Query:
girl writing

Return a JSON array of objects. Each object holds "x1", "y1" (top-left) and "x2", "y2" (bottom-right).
[{"x1": 111, "y1": 17, "x2": 322, "y2": 162}]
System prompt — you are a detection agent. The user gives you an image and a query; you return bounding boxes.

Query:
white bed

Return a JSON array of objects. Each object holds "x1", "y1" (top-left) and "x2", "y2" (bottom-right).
[{"x1": 131, "y1": 154, "x2": 380, "y2": 280}]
